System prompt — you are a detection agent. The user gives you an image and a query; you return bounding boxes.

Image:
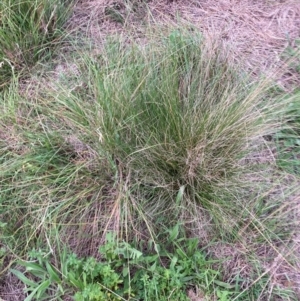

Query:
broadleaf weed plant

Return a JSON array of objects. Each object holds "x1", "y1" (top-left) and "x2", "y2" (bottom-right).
[{"x1": 11, "y1": 229, "x2": 239, "y2": 301}]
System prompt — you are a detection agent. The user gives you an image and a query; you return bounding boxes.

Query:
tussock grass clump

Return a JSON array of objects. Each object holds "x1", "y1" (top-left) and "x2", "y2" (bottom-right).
[
  {"x1": 1, "y1": 29, "x2": 298, "y2": 299},
  {"x1": 51, "y1": 31, "x2": 283, "y2": 232},
  {"x1": 1, "y1": 31, "x2": 284, "y2": 238},
  {"x1": 0, "y1": 30, "x2": 285, "y2": 244},
  {"x1": 0, "y1": 0, "x2": 74, "y2": 89}
]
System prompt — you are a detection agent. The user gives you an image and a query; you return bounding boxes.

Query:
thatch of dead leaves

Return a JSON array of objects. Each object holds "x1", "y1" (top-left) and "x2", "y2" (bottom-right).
[{"x1": 69, "y1": 0, "x2": 300, "y2": 89}]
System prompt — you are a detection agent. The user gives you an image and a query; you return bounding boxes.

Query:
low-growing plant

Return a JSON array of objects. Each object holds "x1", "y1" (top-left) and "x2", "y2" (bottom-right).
[{"x1": 11, "y1": 228, "x2": 240, "y2": 301}]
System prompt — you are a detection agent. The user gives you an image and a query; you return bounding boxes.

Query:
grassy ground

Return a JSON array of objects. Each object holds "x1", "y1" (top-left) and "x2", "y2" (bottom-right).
[{"x1": 1, "y1": 1, "x2": 300, "y2": 300}]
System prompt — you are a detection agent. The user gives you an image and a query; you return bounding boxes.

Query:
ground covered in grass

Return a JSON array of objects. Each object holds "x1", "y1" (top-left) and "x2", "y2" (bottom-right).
[{"x1": 1, "y1": 1, "x2": 300, "y2": 300}]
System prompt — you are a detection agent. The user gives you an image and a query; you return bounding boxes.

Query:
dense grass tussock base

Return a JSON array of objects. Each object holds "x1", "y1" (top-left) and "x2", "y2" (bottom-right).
[{"x1": 1, "y1": 30, "x2": 299, "y2": 300}]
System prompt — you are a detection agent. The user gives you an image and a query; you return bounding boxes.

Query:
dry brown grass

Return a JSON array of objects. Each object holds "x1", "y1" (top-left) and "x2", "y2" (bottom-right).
[
  {"x1": 153, "y1": 0, "x2": 300, "y2": 82},
  {"x1": 69, "y1": 0, "x2": 300, "y2": 89},
  {"x1": 0, "y1": 271, "x2": 26, "y2": 301}
]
